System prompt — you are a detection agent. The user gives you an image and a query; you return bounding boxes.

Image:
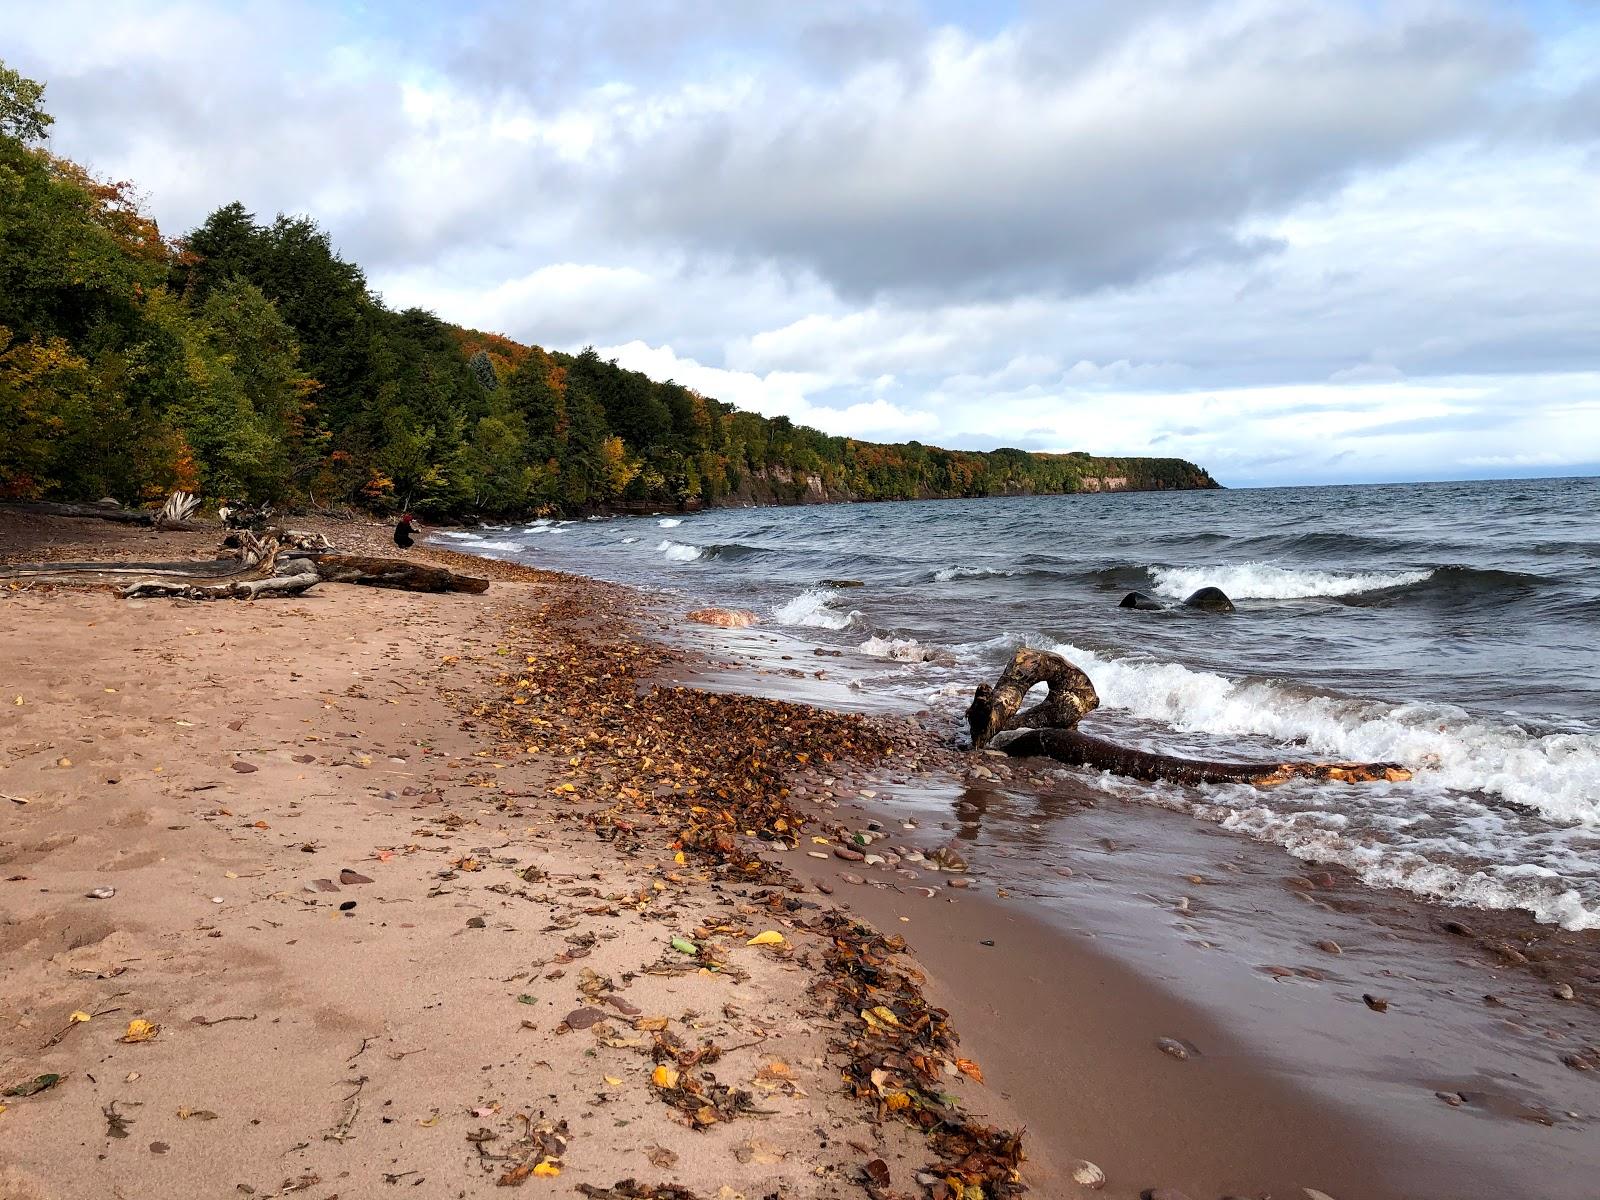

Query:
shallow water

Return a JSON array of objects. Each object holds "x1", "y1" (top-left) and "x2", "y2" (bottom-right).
[{"x1": 440, "y1": 476, "x2": 1600, "y2": 928}]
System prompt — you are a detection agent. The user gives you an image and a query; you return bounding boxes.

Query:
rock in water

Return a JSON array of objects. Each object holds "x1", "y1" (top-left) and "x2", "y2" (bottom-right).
[
  {"x1": 687, "y1": 607, "x2": 759, "y2": 628},
  {"x1": 1182, "y1": 586, "x2": 1235, "y2": 612},
  {"x1": 1119, "y1": 591, "x2": 1164, "y2": 611}
]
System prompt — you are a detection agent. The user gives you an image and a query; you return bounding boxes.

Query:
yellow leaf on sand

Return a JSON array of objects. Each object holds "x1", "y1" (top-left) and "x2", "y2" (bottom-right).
[
  {"x1": 652, "y1": 1065, "x2": 680, "y2": 1089},
  {"x1": 121, "y1": 1019, "x2": 159, "y2": 1043},
  {"x1": 417, "y1": 1112, "x2": 440, "y2": 1127},
  {"x1": 69, "y1": 1011, "x2": 91, "y2": 1024},
  {"x1": 747, "y1": 930, "x2": 787, "y2": 947},
  {"x1": 673, "y1": 851, "x2": 686, "y2": 865},
  {"x1": 956, "y1": 1057, "x2": 986, "y2": 1083},
  {"x1": 532, "y1": 1161, "x2": 561, "y2": 1177},
  {"x1": 603, "y1": 1075, "x2": 623, "y2": 1086}
]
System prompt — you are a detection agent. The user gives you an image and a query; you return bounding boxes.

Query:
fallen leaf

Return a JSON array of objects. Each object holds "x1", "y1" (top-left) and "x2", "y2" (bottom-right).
[
  {"x1": 746, "y1": 930, "x2": 787, "y2": 947},
  {"x1": 533, "y1": 1162, "x2": 560, "y2": 1177},
  {"x1": 177, "y1": 1107, "x2": 218, "y2": 1120},
  {"x1": 3, "y1": 1074, "x2": 61, "y2": 1098},
  {"x1": 955, "y1": 1057, "x2": 985, "y2": 1083},
  {"x1": 69, "y1": 1011, "x2": 91, "y2": 1024},
  {"x1": 652, "y1": 1065, "x2": 680, "y2": 1089},
  {"x1": 645, "y1": 1145, "x2": 678, "y2": 1168},
  {"x1": 120, "y1": 1019, "x2": 160, "y2": 1043}
]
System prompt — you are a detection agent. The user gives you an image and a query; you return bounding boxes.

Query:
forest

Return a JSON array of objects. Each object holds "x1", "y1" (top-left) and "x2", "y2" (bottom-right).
[{"x1": 0, "y1": 63, "x2": 1218, "y2": 518}]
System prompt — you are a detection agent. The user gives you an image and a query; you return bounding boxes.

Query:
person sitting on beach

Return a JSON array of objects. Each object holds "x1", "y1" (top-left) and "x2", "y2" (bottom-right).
[{"x1": 394, "y1": 513, "x2": 418, "y2": 550}]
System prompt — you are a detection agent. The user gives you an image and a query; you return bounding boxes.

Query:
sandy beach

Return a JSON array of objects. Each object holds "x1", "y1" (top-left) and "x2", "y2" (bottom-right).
[{"x1": 3, "y1": 512, "x2": 1597, "y2": 1200}]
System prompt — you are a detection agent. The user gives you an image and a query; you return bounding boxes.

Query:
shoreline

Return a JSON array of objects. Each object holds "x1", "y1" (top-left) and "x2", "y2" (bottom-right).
[{"x1": 2, "y1": 511, "x2": 1596, "y2": 1199}]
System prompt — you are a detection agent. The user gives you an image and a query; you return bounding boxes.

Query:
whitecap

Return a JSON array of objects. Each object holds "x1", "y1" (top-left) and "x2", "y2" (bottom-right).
[
  {"x1": 1149, "y1": 562, "x2": 1431, "y2": 600},
  {"x1": 1046, "y1": 638, "x2": 1600, "y2": 829},
  {"x1": 773, "y1": 588, "x2": 860, "y2": 630},
  {"x1": 658, "y1": 517, "x2": 683, "y2": 528},
  {"x1": 657, "y1": 539, "x2": 703, "y2": 562}
]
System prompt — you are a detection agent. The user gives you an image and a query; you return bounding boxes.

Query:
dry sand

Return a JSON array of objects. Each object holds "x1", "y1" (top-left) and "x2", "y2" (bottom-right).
[{"x1": 0, "y1": 514, "x2": 1014, "y2": 1200}]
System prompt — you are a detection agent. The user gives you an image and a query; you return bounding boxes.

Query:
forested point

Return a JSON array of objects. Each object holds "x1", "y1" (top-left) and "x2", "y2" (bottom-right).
[{"x1": 0, "y1": 64, "x2": 1219, "y2": 518}]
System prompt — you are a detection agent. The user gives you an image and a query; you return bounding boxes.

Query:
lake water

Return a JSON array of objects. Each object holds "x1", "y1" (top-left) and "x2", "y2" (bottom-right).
[{"x1": 438, "y1": 476, "x2": 1600, "y2": 929}]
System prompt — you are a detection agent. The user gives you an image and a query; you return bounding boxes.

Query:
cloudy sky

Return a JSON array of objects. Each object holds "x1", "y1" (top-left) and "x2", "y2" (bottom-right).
[{"x1": 9, "y1": 0, "x2": 1600, "y2": 486}]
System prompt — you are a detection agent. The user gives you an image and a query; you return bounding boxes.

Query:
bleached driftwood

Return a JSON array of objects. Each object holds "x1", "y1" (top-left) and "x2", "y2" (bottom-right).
[
  {"x1": 973, "y1": 647, "x2": 1411, "y2": 788},
  {"x1": 120, "y1": 565, "x2": 320, "y2": 601}
]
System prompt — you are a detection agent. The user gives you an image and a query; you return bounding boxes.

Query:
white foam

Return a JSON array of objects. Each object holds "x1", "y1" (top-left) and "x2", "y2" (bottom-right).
[
  {"x1": 658, "y1": 517, "x2": 683, "y2": 528},
  {"x1": 621, "y1": 537, "x2": 638, "y2": 544},
  {"x1": 773, "y1": 588, "x2": 860, "y2": 630},
  {"x1": 1149, "y1": 562, "x2": 1431, "y2": 600},
  {"x1": 859, "y1": 635, "x2": 949, "y2": 663},
  {"x1": 1206, "y1": 803, "x2": 1600, "y2": 930},
  {"x1": 657, "y1": 539, "x2": 703, "y2": 562},
  {"x1": 1045, "y1": 638, "x2": 1600, "y2": 829},
  {"x1": 469, "y1": 540, "x2": 522, "y2": 552},
  {"x1": 933, "y1": 566, "x2": 1014, "y2": 583},
  {"x1": 438, "y1": 531, "x2": 482, "y2": 541}
]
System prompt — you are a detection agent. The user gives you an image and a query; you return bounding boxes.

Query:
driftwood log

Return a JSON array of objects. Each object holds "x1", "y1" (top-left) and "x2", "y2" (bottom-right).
[
  {"x1": 1, "y1": 535, "x2": 488, "y2": 599},
  {"x1": 278, "y1": 552, "x2": 489, "y2": 594},
  {"x1": 0, "y1": 500, "x2": 195, "y2": 530},
  {"x1": 971, "y1": 648, "x2": 1410, "y2": 788}
]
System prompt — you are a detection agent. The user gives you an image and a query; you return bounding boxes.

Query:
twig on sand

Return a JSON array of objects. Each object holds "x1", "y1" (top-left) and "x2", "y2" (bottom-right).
[{"x1": 324, "y1": 1075, "x2": 368, "y2": 1143}]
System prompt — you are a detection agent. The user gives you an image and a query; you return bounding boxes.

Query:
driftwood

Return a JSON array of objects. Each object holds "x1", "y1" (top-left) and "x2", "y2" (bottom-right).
[
  {"x1": 972, "y1": 648, "x2": 1411, "y2": 788},
  {"x1": 279, "y1": 552, "x2": 489, "y2": 594},
  {"x1": 0, "y1": 533, "x2": 280, "y2": 588},
  {"x1": 1, "y1": 492, "x2": 201, "y2": 531},
  {"x1": 121, "y1": 565, "x2": 320, "y2": 601}
]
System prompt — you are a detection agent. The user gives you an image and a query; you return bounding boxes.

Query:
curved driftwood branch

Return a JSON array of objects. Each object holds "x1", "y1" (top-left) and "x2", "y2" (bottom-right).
[
  {"x1": 967, "y1": 646, "x2": 1099, "y2": 749},
  {"x1": 974, "y1": 647, "x2": 1410, "y2": 787}
]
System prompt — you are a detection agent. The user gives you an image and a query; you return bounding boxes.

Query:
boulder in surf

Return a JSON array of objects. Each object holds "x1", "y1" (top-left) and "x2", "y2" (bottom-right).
[
  {"x1": 1182, "y1": 586, "x2": 1235, "y2": 612},
  {"x1": 1119, "y1": 590, "x2": 1164, "y2": 611}
]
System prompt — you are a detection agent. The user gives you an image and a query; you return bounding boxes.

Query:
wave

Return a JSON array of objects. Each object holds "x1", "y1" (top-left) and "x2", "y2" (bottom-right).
[
  {"x1": 1149, "y1": 562, "x2": 1432, "y2": 600},
  {"x1": 471, "y1": 540, "x2": 522, "y2": 552},
  {"x1": 657, "y1": 539, "x2": 704, "y2": 562},
  {"x1": 437, "y1": 530, "x2": 482, "y2": 541},
  {"x1": 658, "y1": 517, "x2": 683, "y2": 527},
  {"x1": 1338, "y1": 565, "x2": 1546, "y2": 607},
  {"x1": 921, "y1": 566, "x2": 1018, "y2": 583},
  {"x1": 773, "y1": 588, "x2": 861, "y2": 630},
  {"x1": 1199, "y1": 803, "x2": 1600, "y2": 930},
  {"x1": 1043, "y1": 638, "x2": 1600, "y2": 831}
]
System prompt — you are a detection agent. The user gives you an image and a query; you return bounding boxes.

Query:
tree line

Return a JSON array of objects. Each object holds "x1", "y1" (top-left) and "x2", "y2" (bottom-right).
[{"x1": 1, "y1": 62, "x2": 1217, "y2": 517}]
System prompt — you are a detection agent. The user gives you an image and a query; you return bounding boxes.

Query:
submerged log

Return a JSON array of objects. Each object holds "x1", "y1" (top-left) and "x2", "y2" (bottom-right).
[
  {"x1": 972, "y1": 647, "x2": 1410, "y2": 787},
  {"x1": 281, "y1": 552, "x2": 489, "y2": 594},
  {"x1": 1000, "y1": 727, "x2": 1411, "y2": 787}
]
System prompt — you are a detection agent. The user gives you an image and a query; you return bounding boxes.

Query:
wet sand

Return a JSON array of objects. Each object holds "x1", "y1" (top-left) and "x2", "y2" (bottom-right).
[{"x1": 2, "y1": 510, "x2": 1596, "y2": 1200}]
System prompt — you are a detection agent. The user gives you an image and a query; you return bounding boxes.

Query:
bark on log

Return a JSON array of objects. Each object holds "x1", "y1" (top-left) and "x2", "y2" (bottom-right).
[
  {"x1": 973, "y1": 647, "x2": 1410, "y2": 787},
  {"x1": 281, "y1": 552, "x2": 489, "y2": 594},
  {"x1": 999, "y1": 727, "x2": 1411, "y2": 787},
  {"x1": 0, "y1": 534, "x2": 278, "y2": 586},
  {"x1": 967, "y1": 646, "x2": 1099, "y2": 749},
  {"x1": 120, "y1": 567, "x2": 320, "y2": 601}
]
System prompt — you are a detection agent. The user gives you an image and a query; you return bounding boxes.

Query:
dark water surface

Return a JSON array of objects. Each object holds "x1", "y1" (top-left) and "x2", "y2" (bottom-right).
[{"x1": 439, "y1": 476, "x2": 1600, "y2": 928}]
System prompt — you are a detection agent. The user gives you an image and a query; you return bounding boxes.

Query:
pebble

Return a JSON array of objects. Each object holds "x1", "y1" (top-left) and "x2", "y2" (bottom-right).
[
  {"x1": 1069, "y1": 1159, "x2": 1106, "y2": 1189},
  {"x1": 1142, "y1": 1190, "x2": 1194, "y2": 1200},
  {"x1": 946, "y1": 877, "x2": 971, "y2": 889},
  {"x1": 834, "y1": 847, "x2": 865, "y2": 862},
  {"x1": 1155, "y1": 1037, "x2": 1191, "y2": 1061},
  {"x1": 1362, "y1": 993, "x2": 1389, "y2": 1012},
  {"x1": 839, "y1": 872, "x2": 865, "y2": 885},
  {"x1": 86, "y1": 887, "x2": 116, "y2": 900},
  {"x1": 1553, "y1": 982, "x2": 1575, "y2": 1001},
  {"x1": 815, "y1": 883, "x2": 833, "y2": 895},
  {"x1": 1316, "y1": 939, "x2": 1343, "y2": 955}
]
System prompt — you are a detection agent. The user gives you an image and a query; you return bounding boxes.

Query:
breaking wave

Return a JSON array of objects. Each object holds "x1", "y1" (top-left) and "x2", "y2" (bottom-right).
[
  {"x1": 658, "y1": 517, "x2": 683, "y2": 527},
  {"x1": 657, "y1": 539, "x2": 704, "y2": 562},
  {"x1": 773, "y1": 588, "x2": 860, "y2": 630},
  {"x1": 858, "y1": 635, "x2": 952, "y2": 664},
  {"x1": 1149, "y1": 562, "x2": 1432, "y2": 600},
  {"x1": 1044, "y1": 638, "x2": 1600, "y2": 830}
]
